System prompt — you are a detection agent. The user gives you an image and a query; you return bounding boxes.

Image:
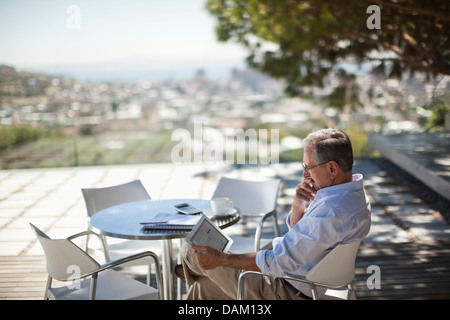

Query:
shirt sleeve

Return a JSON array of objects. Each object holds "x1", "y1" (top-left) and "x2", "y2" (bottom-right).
[
  {"x1": 256, "y1": 207, "x2": 340, "y2": 278},
  {"x1": 269, "y1": 210, "x2": 292, "y2": 248}
]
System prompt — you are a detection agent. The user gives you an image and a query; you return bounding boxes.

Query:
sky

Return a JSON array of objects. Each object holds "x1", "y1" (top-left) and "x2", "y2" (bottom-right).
[{"x1": 0, "y1": 0, "x2": 248, "y2": 81}]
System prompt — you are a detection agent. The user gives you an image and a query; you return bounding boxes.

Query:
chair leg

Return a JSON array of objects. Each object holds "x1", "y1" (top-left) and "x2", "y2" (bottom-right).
[
  {"x1": 89, "y1": 273, "x2": 98, "y2": 300},
  {"x1": 86, "y1": 224, "x2": 110, "y2": 262},
  {"x1": 177, "y1": 238, "x2": 186, "y2": 300},
  {"x1": 85, "y1": 224, "x2": 91, "y2": 253},
  {"x1": 44, "y1": 275, "x2": 52, "y2": 300},
  {"x1": 147, "y1": 264, "x2": 151, "y2": 286},
  {"x1": 100, "y1": 235, "x2": 111, "y2": 262},
  {"x1": 347, "y1": 283, "x2": 357, "y2": 300},
  {"x1": 85, "y1": 233, "x2": 90, "y2": 253},
  {"x1": 309, "y1": 284, "x2": 319, "y2": 300}
]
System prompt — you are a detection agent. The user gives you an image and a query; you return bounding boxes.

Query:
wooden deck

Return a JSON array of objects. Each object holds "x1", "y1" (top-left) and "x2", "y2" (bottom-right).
[
  {"x1": 2, "y1": 239, "x2": 450, "y2": 300},
  {"x1": 0, "y1": 255, "x2": 47, "y2": 300},
  {"x1": 354, "y1": 239, "x2": 450, "y2": 300}
]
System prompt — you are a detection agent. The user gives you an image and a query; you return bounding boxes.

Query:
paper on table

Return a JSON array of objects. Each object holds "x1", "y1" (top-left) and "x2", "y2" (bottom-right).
[{"x1": 141, "y1": 212, "x2": 202, "y2": 226}]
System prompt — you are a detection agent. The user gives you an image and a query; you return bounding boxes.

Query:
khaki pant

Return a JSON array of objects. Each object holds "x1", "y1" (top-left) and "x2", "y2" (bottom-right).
[{"x1": 180, "y1": 242, "x2": 310, "y2": 300}]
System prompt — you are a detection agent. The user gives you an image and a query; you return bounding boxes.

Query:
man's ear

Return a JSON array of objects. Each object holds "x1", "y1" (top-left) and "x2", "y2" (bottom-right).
[{"x1": 329, "y1": 161, "x2": 339, "y2": 176}]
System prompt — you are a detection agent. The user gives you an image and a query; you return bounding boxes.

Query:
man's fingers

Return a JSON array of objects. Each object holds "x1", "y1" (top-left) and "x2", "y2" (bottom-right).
[{"x1": 296, "y1": 181, "x2": 316, "y2": 201}]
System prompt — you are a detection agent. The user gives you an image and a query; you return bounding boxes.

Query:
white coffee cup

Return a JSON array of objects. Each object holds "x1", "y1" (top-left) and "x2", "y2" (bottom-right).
[{"x1": 210, "y1": 197, "x2": 234, "y2": 215}]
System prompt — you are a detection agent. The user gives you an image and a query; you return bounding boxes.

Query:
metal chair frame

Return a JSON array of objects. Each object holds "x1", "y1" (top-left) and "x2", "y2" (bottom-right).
[{"x1": 237, "y1": 241, "x2": 361, "y2": 300}]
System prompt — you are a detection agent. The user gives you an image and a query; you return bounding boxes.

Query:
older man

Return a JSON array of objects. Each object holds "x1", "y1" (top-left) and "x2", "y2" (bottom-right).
[{"x1": 176, "y1": 128, "x2": 371, "y2": 299}]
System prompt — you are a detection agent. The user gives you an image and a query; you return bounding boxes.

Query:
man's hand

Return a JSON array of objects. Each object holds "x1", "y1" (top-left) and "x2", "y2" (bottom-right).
[
  {"x1": 290, "y1": 178, "x2": 317, "y2": 227},
  {"x1": 295, "y1": 177, "x2": 317, "y2": 202},
  {"x1": 191, "y1": 244, "x2": 224, "y2": 270},
  {"x1": 190, "y1": 244, "x2": 261, "y2": 272}
]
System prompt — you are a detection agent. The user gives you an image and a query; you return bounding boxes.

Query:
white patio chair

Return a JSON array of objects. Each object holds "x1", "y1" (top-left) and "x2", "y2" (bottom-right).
[
  {"x1": 237, "y1": 241, "x2": 361, "y2": 300},
  {"x1": 81, "y1": 179, "x2": 161, "y2": 285},
  {"x1": 30, "y1": 223, "x2": 162, "y2": 300},
  {"x1": 82, "y1": 179, "x2": 151, "y2": 219},
  {"x1": 212, "y1": 177, "x2": 281, "y2": 252}
]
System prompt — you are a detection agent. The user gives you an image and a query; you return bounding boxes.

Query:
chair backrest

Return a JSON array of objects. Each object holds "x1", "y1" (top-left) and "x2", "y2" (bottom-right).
[
  {"x1": 30, "y1": 223, "x2": 100, "y2": 281},
  {"x1": 306, "y1": 241, "x2": 361, "y2": 286},
  {"x1": 212, "y1": 177, "x2": 280, "y2": 215},
  {"x1": 82, "y1": 179, "x2": 151, "y2": 217}
]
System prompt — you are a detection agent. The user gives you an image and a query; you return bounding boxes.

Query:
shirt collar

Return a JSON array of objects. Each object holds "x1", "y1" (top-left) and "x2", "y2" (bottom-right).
[{"x1": 315, "y1": 174, "x2": 364, "y2": 198}]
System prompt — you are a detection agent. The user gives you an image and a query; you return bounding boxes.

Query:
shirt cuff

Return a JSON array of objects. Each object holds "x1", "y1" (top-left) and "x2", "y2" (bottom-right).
[
  {"x1": 286, "y1": 210, "x2": 292, "y2": 231},
  {"x1": 255, "y1": 250, "x2": 270, "y2": 273}
]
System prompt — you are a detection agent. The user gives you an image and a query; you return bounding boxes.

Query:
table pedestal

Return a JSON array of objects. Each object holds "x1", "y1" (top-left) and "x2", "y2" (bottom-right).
[{"x1": 162, "y1": 239, "x2": 174, "y2": 300}]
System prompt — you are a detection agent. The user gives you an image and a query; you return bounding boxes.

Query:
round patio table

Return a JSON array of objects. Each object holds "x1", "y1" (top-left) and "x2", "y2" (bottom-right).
[{"x1": 89, "y1": 198, "x2": 240, "y2": 300}]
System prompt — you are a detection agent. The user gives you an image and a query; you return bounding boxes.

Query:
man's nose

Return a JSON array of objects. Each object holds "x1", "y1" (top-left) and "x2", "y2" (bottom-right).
[{"x1": 303, "y1": 169, "x2": 310, "y2": 178}]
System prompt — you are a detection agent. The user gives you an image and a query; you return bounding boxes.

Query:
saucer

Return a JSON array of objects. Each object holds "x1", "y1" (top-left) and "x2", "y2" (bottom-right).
[{"x1": 214, "y1": 208, "x2": 237, "y2": 216}]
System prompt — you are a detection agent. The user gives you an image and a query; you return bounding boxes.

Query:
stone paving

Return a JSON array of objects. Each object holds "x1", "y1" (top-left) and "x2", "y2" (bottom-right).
[{"x1": 1, "y1": 158, "x2": 449, "y2": 258}]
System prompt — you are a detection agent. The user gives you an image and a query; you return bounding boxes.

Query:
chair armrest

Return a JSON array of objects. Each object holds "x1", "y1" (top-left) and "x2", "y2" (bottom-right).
[
  {"x1": 254, "y1": 210, "x2": 279, "y2": 251},
  {"x1": 237, "y1": 270, "x2": 265, "y2": 300},
  {"x1": 69, "y1": 251, "x2": 162, "y2": 288},
  {"x1": 284, "y1": 273, "x2": 351, "y2": 290},
  {"x1": 237, "y1": 271, "x2": 340, "y2": 300},
  {"x1": 66, "y1": 229, "x2": 98, "y2": 241},
  {"x1": 67, "y1": 230, "x2": 110, "y2": 262},
  {"x1": 100, "y1": 251, "x2": 159, "y2": 271},
  {"x1": 283, "y1": 273, "x2": 309, "y2": 283},
  {"x1": 99, "y1": 251, "x2": 162, "y2": 290},
  {"x1": 257, "y1": 210, "x2": 277, "y2": 226}
]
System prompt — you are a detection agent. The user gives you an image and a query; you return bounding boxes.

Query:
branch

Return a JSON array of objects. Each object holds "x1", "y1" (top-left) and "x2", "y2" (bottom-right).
[
  {"x1": 372, "y1": 0, "x2": 450, "y2": 22},
  {"x1": 343, "y1": 31, "x2": 450, "y2": 76},
  {"x1": 381, "y1": 23, "x2": 438, "y2": 63},
  {"x1": 342, "y1": 31, "x2": 403, "y2": 57},
  {"x1": 401, "y1": 31, "x2": 435, "y2": 62},
  {"x1": 367, "y1": 57, "x2": 448, "y2": 76}
]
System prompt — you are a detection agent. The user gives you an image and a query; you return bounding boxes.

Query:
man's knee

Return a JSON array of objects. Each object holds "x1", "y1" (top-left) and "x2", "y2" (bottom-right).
[{"x1": 181, "y1": 241, "x2": 192, "y2": 260}]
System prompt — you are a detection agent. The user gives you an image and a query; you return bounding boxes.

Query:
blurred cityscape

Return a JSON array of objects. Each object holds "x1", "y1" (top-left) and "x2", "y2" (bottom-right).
[{"x1": 0, "y1": 64, "x2": 449, "y2": 169}]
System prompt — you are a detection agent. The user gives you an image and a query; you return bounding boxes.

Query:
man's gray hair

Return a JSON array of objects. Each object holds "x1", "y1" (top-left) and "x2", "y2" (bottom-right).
[{"x1": 303, "y1": 128, "x2": 353, "y2": 173}]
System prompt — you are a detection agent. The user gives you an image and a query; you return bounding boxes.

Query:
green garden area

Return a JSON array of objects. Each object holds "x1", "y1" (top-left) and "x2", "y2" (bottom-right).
[{"x1": 0, "y1": 128, "x2": 175, "y2": 169}]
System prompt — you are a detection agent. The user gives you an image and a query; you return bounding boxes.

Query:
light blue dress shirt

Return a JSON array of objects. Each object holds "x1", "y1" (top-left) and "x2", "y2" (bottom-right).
[{"x1": 255, "y1": 174, "x2": 371, "y2": 296}]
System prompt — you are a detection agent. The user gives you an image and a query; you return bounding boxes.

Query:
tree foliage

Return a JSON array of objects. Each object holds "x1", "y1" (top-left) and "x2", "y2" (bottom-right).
[{"x1": 205, "y1": 0, "x2": 450, "y2": 97}]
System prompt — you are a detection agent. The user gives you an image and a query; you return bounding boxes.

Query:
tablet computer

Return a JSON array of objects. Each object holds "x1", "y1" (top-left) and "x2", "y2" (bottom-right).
[{"x1": 185, "y1": 214, "x2": 233, "y2": 252}]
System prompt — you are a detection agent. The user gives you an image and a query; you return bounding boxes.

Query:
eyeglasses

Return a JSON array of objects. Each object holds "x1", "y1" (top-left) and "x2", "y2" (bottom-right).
[{"x1": 302, "y1": 160, "x2": 330, "y2": 172}]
